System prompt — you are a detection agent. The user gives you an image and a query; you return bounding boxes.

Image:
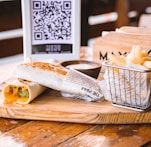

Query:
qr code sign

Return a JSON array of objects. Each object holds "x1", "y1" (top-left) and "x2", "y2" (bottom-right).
[{"x1": 32, "y1": 0, "x2": 72, "y2": 44}]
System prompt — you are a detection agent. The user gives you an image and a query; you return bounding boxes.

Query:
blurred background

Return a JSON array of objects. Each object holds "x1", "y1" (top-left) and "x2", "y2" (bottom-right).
[{"x1": 0, "y1": 0, "x2": 151, "y2": 59}]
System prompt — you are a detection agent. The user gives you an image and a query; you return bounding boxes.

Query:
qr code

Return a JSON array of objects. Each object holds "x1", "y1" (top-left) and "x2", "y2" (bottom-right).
[{"x1": 32, "y1": 0, "x2": 72, "y2": 44}]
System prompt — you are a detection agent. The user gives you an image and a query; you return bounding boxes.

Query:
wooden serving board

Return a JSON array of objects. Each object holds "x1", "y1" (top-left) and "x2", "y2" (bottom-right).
[{"x1": 0, "y1": 88, "x2": 151, "y2": 124}]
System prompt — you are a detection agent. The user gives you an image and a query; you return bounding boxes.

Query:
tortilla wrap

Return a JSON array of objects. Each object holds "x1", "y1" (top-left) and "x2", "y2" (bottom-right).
[
  {"x1": 2, "y1": 78, "x2": 47, "y2": 104},
  {"x1": 14, "y1": 62, "x2": 104, "y2": 101}
]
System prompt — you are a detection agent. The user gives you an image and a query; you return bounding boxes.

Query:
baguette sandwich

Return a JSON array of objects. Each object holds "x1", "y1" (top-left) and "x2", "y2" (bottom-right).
[
  {"x1": 13, "y1": 61, "x2": 103, "y2": 102},
  {"x1": 2, "y1": 78, "x2": 47, "y2": 104}
]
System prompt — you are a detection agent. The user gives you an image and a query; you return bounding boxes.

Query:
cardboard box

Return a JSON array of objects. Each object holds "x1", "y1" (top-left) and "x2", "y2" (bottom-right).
[{"x1": 93, "y1": 28, "x2": 151, "y2": 64}]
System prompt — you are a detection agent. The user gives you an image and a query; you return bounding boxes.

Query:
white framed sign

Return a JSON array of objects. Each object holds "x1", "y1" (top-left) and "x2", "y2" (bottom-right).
[{"x1": 21, "y1": 0, "x2": 81, "y2": 61}]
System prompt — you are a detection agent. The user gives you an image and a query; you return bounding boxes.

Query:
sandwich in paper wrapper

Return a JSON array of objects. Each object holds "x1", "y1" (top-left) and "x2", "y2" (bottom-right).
[
  {"x1": 103, "y1": 45, "x2": 151, "y2": 109},
  {"x1": 2, "y1": 61, "x2": 104, "y2": 104},
  {"x1": 3, "y1": 45, "x2": 150, "y2": 109},
  {"x1": 2, "y1": 78, "x2": 47, "y2": 104}
]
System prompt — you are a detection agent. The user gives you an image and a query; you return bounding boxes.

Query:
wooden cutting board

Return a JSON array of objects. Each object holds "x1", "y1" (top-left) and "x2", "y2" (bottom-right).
[{"x1": 0, "y1": 88, "x2": 151, "y2": 124}]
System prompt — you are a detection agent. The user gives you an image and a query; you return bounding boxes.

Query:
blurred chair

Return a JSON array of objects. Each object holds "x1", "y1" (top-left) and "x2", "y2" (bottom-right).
[
  {"x1": 81, "y1": 0, "x2": 116, "y2": 46},
  {"x1": 138, "y1": 14, "x2": 151, "y2": 27},
  {"x1": 81, "y1": 0, "x2": 151, "y2": 46},
  {"x1": 0, "y1": 0, "x2": 23, "y2": 58},
  {"x1": 1, "y1": 0, "x2": 151, "y2": 57}
]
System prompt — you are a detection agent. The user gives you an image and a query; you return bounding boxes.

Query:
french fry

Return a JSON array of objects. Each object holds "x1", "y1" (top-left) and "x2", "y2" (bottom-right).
[
  {"x1": 143, "y1": 57, "x2": 151, "y2": 61},
  {"x1": 133, "y1": 45, "x2": 143, "y2": 58},
  {"x1": 141, "y1": 50, "x2": 148, "y2": 57},
  {"x1": 143, "y1": 61, "x2": 151, "y2": 69},
  {"x1": 108, "y1": 54, "x2": 126, "y2": 66},
  {"x1": 126, "y1": 54, "x2": 144, "y2": 64},
  {"x1": 126, "y1": 45, "x2": 149, "y2": 65},
  {"x1": 108, "y1": 45, "x2": 151, "y2": 69}
]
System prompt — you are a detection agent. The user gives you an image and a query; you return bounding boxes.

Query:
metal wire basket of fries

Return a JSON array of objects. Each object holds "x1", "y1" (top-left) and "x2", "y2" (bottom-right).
[{"x1": 102, "y1": 61, "x2": 151, "y2": 112}]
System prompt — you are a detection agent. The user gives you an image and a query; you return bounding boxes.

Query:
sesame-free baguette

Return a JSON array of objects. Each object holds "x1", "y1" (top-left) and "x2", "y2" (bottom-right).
[
  {"x1": 2, "y1": 78, "x2": 47, "y2": 104},
  {"x1": 14, "y1": 62, "x2": 103, "y2": 101}
]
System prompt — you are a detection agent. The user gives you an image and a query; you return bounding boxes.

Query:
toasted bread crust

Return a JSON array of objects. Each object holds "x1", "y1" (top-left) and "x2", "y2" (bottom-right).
[{"x1": 24, "y1": 62, "x2": 67, "y2": 76}]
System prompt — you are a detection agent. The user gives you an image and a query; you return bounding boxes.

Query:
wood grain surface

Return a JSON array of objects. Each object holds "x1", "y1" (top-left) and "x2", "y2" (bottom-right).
[
  {"x1": 1, "y1": 119, "x2": 151, "y2": 147},
  {"x1": 1, "y1": 26, "x2": 151, "y2": 146},
  {"x1": 0, "y1": 87, "x2": 151, "y2": 124}
]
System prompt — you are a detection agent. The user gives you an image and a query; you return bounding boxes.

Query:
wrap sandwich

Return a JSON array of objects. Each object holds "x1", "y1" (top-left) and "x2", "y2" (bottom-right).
[
  {"x1": 2, "y1": 78, "x2": 47, "y2": 104},
  {"x1": 14, "y1": 61, "x2": 104, "y2": 102}
]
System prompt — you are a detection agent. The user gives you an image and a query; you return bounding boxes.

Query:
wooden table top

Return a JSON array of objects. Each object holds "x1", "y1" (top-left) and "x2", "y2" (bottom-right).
[
  {"x1": 3, "y1": 33, "x2": 151, "y2": 147},
  {"x1": 0, "y1": 118, "x2": 151, "y2": 147},
  {"x1": 0, "y1": 60, "x2": 151, "y2": 147}
]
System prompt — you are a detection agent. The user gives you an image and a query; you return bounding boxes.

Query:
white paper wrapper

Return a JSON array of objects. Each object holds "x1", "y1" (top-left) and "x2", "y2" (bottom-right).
[
  {"x1": 61, "y1": 69, "x2": 104, "y2": 101},
  {"x1": 103, "y1": 63, "x2": 151, "y2": 109}
]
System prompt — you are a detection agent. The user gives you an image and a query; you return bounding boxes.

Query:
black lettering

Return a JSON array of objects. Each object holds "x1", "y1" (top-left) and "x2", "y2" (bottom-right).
[
  {"x1": 45, "y1": 45, "x2": 61, "y2": 52},
  {"x1": 99, "y1": 52, "x2": 107, "y2": 60},
  {"x1": 148, "y1": 49, "x2": 151, "y2": 56},
  {"x1": 118, "y1": 52, "x2": 127, "y2": 56},
  {"x1": 93, "y1": 91, "x2": 99, "y2": 97},
  {"x1": 99, "y1": 50, "x2": 129, "y2": 61},
  {"x1": 81, "y1": 87, "x2": 92, "y2": 94}
]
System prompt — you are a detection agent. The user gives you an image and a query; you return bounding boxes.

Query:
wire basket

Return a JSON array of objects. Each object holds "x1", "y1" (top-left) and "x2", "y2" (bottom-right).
[{"x1": 102, "y1": 61, "x2": 151, "y2": 112}]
